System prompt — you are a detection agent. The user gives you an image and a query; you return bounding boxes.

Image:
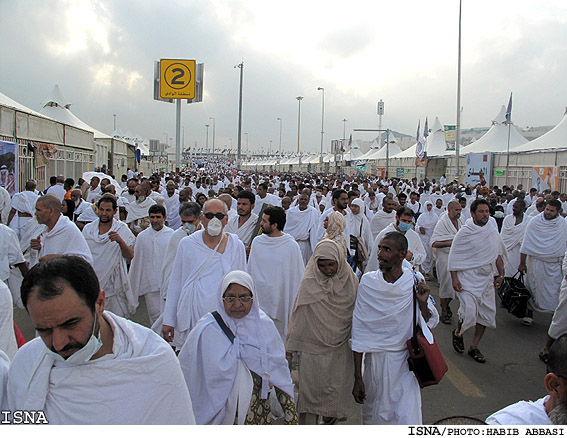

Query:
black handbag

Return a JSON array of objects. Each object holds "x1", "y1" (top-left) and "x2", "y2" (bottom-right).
[{"x1": 498, "y1": 271, "x2": 531, "y2": 318}]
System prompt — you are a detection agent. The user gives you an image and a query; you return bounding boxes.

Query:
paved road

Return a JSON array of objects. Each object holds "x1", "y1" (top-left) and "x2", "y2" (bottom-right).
[{"x1": 12, "y1": 275, "x2": 552, "y2": 425}]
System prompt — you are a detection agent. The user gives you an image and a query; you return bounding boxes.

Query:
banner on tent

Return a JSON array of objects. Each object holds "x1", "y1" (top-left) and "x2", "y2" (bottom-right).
[
  {"x1": 415, "y1": 157, "x2": 428, "y2": 167},
  {"x1": 532, "y1": 166, "x2": 559, "y2": 192},
  {"x1": 444, "y1": 125, "x2": 456, "y2": 151},
  {"x1": 396, "y1": 168, "x2": 405, "y2": 178},
  {"x1": 0, "y1": 141, "x2": 17, "y2": 195},
  {"x1": 466, "y1": 153, "x2": 492, "y2": 187}
]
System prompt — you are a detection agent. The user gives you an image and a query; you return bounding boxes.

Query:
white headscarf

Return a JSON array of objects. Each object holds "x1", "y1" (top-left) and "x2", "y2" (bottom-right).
[
  {"x1": 178, "y1": 270, "x2": 293, "y2": 424},
  {"x1": 416, "y1": 201, "x2": 438, "y2": 230}
]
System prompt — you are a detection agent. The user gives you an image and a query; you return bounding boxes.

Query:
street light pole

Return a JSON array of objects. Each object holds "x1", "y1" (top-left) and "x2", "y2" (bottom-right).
[
  {"x1": 296, "y1": 96, "x2": 303, "y2": 154},
  {"x1": 277, "y1": 117, "x2": 282, "y2": 154},
  {"x1": 235, "y1": 62, "x2": 244, "y2": 168},
  {"x1": 269, "y1": 140, "x2": 272, "y2": 155},
  {"x1": 245, "y1": 132, "x2": 249, "y2": 157},
  {"x1": 205, "y1": 124, "x2": 210, "y2": 153},
  {"x1": 317, "y1": 87, "x2": 325, "y2": 171},
  {"x1": 342, "y1": 119, "x2": 347, "y2": 143},
  {"x1": 209, "y1": 117, "x2": 216, "y2": 156}
]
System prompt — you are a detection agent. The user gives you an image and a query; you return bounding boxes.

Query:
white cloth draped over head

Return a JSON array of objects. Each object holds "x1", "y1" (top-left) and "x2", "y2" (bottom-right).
[
  {"x1": 224, "y1": 212, "x2": 259, "y2": 248},
  {"x1": 125, "y1": 197, "x2": 156, "y2": 223},
  {"x1": 351, "y1": 267, "x2": 435, "y2": 353},
  {"x1": 83, "y1": 219, "x2": 137, "y2": 315},
  {"x1": 346, "y1": 199, "x2": 374, "y2": 255},
  {"x1": 178, "y1": 270, "x2": 294, "y2": 425},
  {"x1": 415, "y1": 201, "x2": 438, "y2": 231},
  {"x1": 448, "y1": 217, "x2": 506, "y2": 272},
  {"x1": 36, "y1": 215, "x2": 93, "y2": 266},
  {"x1": 7, "y1": 311, "x2": 195, "y2": 424},
  {"x1": 246, "y1": 233, "x2": 305, "y2": 340},
  {"x1": 520, "y1": 212, "x2": 567, "y2": 261}
]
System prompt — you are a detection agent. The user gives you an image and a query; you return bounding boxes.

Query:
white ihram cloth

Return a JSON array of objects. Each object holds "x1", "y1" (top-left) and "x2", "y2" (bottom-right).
[
  {"x1": 284, "y1": 205, "x2": 320, "y2": 265},
  {"x1": 520, "y1": 212, "x2": 567, "y2": 313},
  {"x1": 0, "y1": 187, "x2": 10, "y2": 224},
  {"x1": 129, "y1": 225, "x2": 174, "y2": 297},
  {"x1": 163, "y1": 230, "x2": 246, "y2": 350},
  {"x1": 253, "y1": 193, "x2": 281, "y2": 216},
  {"x1": 45, "y1": 184, "x2": 66, "y2": 201},
  {"x1": 179, "y1": 270, "x2": 293, "y2": 425},
  {"x1": 500, "y1": 214, "x2": 532, "y2": 278},
  {"x1": 415, "y1": 202, "x2": 439, "y2": 274},
  {"x1": 370, "y1": 209, "x2": 396, "y2": 240},
  {"x1": 247, "y1": 233, "x2": 305, "y2": 340},
  {"x1": 486, "y1": 396, "x2": 551, "y2": 425},
  {"x1": 367, "y1": 223, "x2": 426, "y2": 273},
  {"x1": 8, "y1": 190, "x2": 38, "y2": 240},
  {"x1": 224, "y1": 213, "x2": 259, "y2": 248},
  {"x1": 548, "y1": 252, "x2": 567, "y2": 339},
  {"x1": 83, "y1": 219, "x2": 137, "y2": 317},
  {"x1": 351, "y1": 267, "x2": 438, "y2": 425},
  {"x1": 0, "y1": 224, "x2": 24, "y2": 283},
  {"x1": 0, "y1": 280, "x2": 17, "y2": 360},
  {"x1": 448, "y1": 217, "x2": 506, "y2": 335},
  {"x1": 34, "y1": 215, "x2": 93, "y2": 267},
  {"x1": 163, "y1": 193, "x2": 181, "y2": 230},
  {"x1": 430, "y1": 212, "x2": 464, "y2": 300},
  {"x1": 0, "y1": 350, "x2": 8, "y2": 411},
  {"x1": 7, "y1": 311, "x2": 195, "y2": 424},
  {"x1": 125, "y1": 197, "x2": 156, "y2": 223}
]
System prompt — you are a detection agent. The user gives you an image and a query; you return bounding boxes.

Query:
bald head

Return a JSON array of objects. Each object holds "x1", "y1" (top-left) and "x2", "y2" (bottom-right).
[
  {"x1": 218, "y1": 194, "x2": 233, "y2": 211},
  {"x1": 37, "y1": 194, "x2": 62, "y2": 212},
  {"x1": 203, "y1": 198, "x2": 228, "y2": 214}
]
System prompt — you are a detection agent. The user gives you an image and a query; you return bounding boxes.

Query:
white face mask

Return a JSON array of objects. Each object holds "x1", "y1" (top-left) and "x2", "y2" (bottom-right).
[
  {"x1": 207, "y1": 217, "x2": 223, "y2": 236},
  {"x1": 182, "y1": 222, "x2": 196, "y2": 235},
  {"x1": 44, "y1": 315, "x2": 102, "y2": 364}
]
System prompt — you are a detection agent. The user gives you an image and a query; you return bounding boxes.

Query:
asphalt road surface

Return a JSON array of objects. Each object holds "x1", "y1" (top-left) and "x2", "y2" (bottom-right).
[{"x1": 12, "y1": 274, "x2": 552, "y2": 425}]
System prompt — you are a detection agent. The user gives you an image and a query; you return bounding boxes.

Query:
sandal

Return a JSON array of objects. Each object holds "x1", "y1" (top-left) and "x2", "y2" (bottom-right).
[
  {"x1": 468, "y1": 348, "x2": 485, "y2": 363},
  {"x1": 441, "y1": 314, "x2": 452, "y2": 325},
  {"x1": 539, "y1": 352, "x2": 549, "y2": 364},
  {"x1": 452, "y1": 330, "x2": 464, "y2": 354}
]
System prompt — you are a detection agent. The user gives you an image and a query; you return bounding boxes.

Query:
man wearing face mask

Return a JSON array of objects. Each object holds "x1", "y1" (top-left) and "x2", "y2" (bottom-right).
[
  {"x1": 366, "y1": 206, "x2": 426, "y2": 273},
  {"x1": 83, "y1": 195, "x2": 136, "y2": 318},
  {"x1": 7, "y1": 256, "x2": 195, "y2": 424},
  {"x1": 128, "y1": 205, "x2": 173, "y2": 325},
  {"x1": 162, "y1": 198, "x2": 246, "y2": 351},
  {"x1": 158, "y1": 202, "x2": 202, "y2": 323}
]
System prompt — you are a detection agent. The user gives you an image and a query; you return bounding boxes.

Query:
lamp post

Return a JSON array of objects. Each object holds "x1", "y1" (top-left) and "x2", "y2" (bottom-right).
[
  {"x1": 296, "y1": 96, "x2": 303, "y2": 153},
  {"x1": 317, "y1": 87, "x2": 325, "y2": 171},
  {"x1": 235, "y1": 62, "x2": 244, "y2": 168},
  {"x1": 205, "y1": 124, "x2": 210, "y2": 153},
  {"x1": 269, "y1": 140, "x2": 272, "y2": 155},
  {"x1": 277, "y1": 117, "x2": 282, "y2": 154},
  {"x1": 209, "y1": 117, "x2": 216, "y2": 155},
  {"x1": 245, "y1": 132, "x2": 249, "y2": 157}
]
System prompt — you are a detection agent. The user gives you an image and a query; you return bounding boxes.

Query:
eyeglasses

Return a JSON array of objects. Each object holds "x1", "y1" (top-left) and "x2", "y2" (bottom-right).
[
  {"x1": 204, "y1": 212, "x2": 227, "y2": 220},
  {"x1": 222, "y1": 296, "x2": 253, "y2": 304}
]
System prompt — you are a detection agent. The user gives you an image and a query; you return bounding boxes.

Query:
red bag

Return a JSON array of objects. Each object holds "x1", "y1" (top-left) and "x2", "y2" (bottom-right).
[{"x1": 406, "y1": 282, "x2": 448, "y2": 388}]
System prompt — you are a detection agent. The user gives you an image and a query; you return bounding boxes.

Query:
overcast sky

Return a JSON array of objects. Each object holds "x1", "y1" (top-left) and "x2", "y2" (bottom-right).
[{"x1": 1, "y1": 0, "x2": 566, "y2": 155}]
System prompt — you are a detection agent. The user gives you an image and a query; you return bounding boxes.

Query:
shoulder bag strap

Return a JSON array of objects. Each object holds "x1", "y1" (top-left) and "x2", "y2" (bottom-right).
[{"x1": 212, "y1": 311, "x2": 235, "y2": 344}]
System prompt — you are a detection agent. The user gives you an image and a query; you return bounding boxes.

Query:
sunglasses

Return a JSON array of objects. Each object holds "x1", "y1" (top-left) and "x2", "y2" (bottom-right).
[{"x1": 204, "y1": 212, "x2": 227, "y2": 220}]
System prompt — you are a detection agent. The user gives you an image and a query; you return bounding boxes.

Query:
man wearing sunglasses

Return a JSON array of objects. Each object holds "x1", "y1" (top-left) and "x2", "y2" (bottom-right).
[{"x1": 162, "y1": 198, "x2": 246, "y2": 351}]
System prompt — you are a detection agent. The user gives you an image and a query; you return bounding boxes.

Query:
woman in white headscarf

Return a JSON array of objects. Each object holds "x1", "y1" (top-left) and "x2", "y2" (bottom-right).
[
  {"x1": 178, "y1": 270, "x2": 297, "y2": 425},
  {"x1": 415, "y1": 201, "x2": 439, "y2": 278},
  {"x1": 346, "y1": 198, "x2": 374, "y2": 273},
  {"x1": 286, "y1": 239, "x2": 358, "y2": 425}
]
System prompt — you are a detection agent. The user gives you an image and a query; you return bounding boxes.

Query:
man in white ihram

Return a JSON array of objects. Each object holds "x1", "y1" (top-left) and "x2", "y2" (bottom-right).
[
  {"x1": 7, "y1": 256, "x2": 195, "y2": 424},
  {"x1": 129, "y1": 204, "x2": 173, "y2": 326},
  {"x1": 284, "y1": 190, "x2": 320, "y2": 265},
  {"x1": 247, "y1": 206, "x2": 304, "y2": 341},
  {"x1": 29, "y1": 195, "x2": 92, "y2": 267},
  {"x1": 351, "y1": 231, "x2": 439, "y2": 424},
  {"x1": 162, "y1": 199, "x2": 246, "y2": 351},
  {"x1": 83, "y1": 195, "x2": 137, "y2": 318}
]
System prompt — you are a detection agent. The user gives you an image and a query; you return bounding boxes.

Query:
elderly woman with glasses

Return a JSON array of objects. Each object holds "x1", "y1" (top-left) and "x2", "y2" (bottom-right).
[{"x1": 179, "y1": 270, "x2": 298, "y2": 425}]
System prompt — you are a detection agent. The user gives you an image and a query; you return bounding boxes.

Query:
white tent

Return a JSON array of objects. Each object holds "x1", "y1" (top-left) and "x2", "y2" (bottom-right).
[
  {"x1": 462, "y1": 106, "x2": 527, "y2": 154},
  {"x1": 40, "y1": 85, "x2": 110, "y2": 139},
  {"x1": 424, "y1": 117, "x2": 460, "y2": 157},
  {"x1": 366, "y1": 134, "x2": 402, "y2": 160},
  {"x1": 511, "y1": 108, "x2": 567, "y2": 153},
  {"x1": 342, "y1": 145, "x2": 364, "y2": 161},
  {"x1": 323, "y1": 152, "x2": 336, "y2": 163},
  {"x1": 392, "y1": 143, "x2": 418, "y2": 158},
  {"x1": 354, "y1": 139, "x2": 381, "y2": 162}
]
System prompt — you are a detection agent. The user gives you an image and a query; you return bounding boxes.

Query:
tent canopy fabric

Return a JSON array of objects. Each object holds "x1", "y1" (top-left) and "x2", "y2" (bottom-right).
[{"x1": 511, "y1": 108, "x2": 567, "y2": 153}]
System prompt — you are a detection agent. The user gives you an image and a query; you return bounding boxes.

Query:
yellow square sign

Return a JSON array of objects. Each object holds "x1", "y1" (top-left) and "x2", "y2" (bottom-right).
[{"x1": 160, "y1": 59, "x2": 196, "y2": 99}]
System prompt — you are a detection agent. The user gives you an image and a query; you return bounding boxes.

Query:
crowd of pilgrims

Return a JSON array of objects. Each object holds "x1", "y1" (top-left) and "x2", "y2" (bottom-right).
[{"x1": 1, "y1": 158, "x2": 567, "y2": 425}]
